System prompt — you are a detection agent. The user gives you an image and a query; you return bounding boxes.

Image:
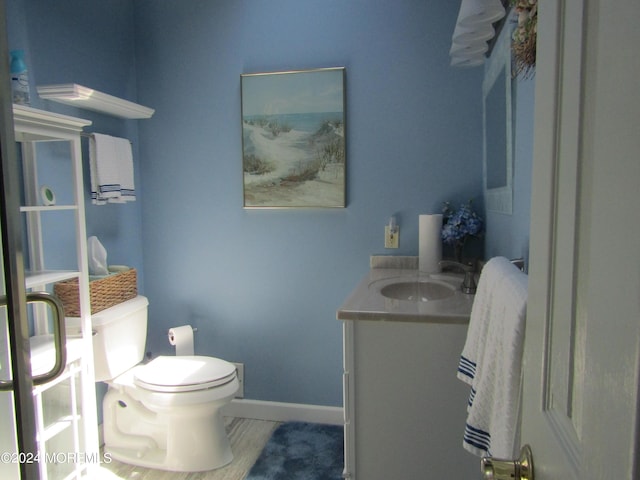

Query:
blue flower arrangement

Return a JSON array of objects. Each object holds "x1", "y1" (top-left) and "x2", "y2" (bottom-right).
[{"x1": 441, "y1": 200, "x2": 483, "y2": 261}]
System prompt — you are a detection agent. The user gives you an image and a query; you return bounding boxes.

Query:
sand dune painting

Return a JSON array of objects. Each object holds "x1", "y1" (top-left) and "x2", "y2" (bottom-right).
[{"x1": 241, "y1": 68, "x2": 346, "y2": 208}]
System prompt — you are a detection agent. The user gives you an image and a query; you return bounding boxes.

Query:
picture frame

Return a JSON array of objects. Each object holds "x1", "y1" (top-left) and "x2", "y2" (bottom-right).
[{"x1": 241, "y1": 67, "x2": 346, "y2": 208}]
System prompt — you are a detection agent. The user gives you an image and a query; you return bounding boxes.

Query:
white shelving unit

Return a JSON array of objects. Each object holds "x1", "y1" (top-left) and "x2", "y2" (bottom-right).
[{"x1": 13, "y1": 104, "x2": 100, "y2": 480}]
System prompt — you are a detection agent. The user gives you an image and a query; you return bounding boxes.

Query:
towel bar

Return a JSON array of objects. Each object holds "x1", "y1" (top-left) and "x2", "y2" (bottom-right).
[{"x1": 510, "y1": 258, "x2": 526, "y2": 272}]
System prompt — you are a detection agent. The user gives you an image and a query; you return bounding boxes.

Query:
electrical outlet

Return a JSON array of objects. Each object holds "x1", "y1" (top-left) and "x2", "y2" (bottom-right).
[
  {"x1": 233, "y1": 362, "x2": 244, "y2": 398},
  {"x1": 384, "y1": 226, "x2": 399, "y2": 249}
]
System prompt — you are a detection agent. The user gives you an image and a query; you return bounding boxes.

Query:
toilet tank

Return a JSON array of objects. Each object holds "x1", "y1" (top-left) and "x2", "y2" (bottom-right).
[{"x1": 91, "y1": 295, "x2": 149, "y2": 382}]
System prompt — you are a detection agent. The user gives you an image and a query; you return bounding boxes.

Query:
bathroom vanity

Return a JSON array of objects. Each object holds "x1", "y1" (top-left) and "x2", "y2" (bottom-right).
[{"x1": 337, "y1": 264, "x2": 478, "y2": 479}]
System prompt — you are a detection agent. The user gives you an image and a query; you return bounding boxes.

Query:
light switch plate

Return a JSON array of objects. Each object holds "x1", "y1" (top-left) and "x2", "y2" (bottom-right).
[{"x1": 385, "y1": 226, "x2": 399, "y2": 249}]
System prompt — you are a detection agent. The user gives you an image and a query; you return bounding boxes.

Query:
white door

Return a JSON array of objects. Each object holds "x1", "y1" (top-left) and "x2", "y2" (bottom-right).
[{"x1": 521, "y1": 0, "x2": 640, "y2": 478}]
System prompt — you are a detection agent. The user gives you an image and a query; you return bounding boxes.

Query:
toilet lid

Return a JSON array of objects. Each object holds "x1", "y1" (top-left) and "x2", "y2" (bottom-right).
[{"x1": 134, "y1": 355, "x2": 237, "y2": 393}]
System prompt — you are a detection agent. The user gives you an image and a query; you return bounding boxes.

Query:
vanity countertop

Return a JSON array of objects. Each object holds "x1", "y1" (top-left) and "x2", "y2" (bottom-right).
[{"x1": 336, "y1": 268, "x2": 475, "y2": 324}]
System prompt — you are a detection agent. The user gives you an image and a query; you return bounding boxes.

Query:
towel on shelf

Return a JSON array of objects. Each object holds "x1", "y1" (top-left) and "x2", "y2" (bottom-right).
[
  {"x1": 459, "y1": 256, "x2": 528, "y2": 459},
  {"x1": 89, "y1": 133, "x2": 135, "y2": 204}
]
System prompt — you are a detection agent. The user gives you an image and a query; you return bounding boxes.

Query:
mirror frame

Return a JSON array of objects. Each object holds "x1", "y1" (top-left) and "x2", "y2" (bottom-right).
[{"x1": 483, "y1": 22, "x2": 514, "y2": 214}]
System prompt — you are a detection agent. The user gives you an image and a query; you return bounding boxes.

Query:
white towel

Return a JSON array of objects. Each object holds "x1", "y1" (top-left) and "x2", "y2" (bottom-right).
[
  {"x1": 89, "y1": 133, "x2": 135, "y2": 204},
  {"x1": 457, "y1": 257, "x2": 515, "y2": 385},
  {"x1": 459, "y1": 257, "x2": 528, "y2": 458}
]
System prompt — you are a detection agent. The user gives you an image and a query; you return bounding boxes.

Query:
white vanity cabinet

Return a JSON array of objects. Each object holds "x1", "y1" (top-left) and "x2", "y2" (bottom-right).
[
  {"x1": 13, "y1": 105, "x2": 100, "y2": 480},
  {"x1": 342, "y1": 319, "x2": 478, "y2": 480}
]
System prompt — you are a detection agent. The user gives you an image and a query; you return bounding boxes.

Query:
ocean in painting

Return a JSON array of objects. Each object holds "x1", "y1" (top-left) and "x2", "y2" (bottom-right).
[{"x1": 242, "y1": 111, "x2": 345, "y2": 207}]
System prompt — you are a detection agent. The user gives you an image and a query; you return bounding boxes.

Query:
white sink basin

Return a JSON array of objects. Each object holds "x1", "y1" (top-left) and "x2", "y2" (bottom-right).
[{"x1": 380, "y1": 280, "x2": 456, "y2": 302}]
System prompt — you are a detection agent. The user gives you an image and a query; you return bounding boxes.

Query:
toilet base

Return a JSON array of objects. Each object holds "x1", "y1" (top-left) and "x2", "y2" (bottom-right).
[
  {"x1": 103, "y1": 378, "x2": 238, "y2": 472},
  {"x1": 105, "y1": 411, "x2": 234, "y2": 472},
  {"x1": 107, "y1": 434, "x2": 233, "y2": 473}
]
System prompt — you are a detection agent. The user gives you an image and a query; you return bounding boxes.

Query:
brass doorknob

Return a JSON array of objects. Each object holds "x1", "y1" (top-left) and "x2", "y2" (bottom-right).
[{"x1": 481, "y1": 444, "x2": 534, "y2": 480}]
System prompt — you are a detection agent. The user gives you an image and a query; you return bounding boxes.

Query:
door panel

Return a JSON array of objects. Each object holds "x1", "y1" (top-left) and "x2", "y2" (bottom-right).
[
  {"x1": 0, "y1": 268, "x2": 21, "y2": 480},
  {"x1": 521, "y1": 0, "x2": 640, "y2": 478},
  {"x1": 1, "y1": 1, "x2": 40, "y2": 477}
]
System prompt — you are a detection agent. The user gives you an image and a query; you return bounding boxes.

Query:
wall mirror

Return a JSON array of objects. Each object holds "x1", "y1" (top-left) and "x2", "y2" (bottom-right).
[{"x1": 483, "y1": 23, "x2": 514, "y2": 214}]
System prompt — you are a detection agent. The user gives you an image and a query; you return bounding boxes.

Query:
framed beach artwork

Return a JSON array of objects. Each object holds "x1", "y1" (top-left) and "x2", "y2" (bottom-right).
[{"x1": 241, "y1": 67, "x2": 346, "y2": 208}]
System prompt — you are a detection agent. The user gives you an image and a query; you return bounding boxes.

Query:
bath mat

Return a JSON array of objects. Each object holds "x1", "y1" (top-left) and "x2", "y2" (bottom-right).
[{"x1": 245, "y1": 421, "x2": 344, "y2": 480}]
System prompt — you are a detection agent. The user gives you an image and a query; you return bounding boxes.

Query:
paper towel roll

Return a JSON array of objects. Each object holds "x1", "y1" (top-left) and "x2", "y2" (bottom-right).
[
  {"x1": 418, "y1": 214, "x2": 443, "y2": 273},
  {"x1": 168, "y1": 325, "x2": 194, "y2": 356}
]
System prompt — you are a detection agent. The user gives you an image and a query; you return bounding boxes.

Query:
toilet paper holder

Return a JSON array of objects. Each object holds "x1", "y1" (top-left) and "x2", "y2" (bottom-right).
[
  {"x1": 167, "y1": 325, "x2": 197, "y2": 356},
  {"x1": 168, "y1": 326, "x2": 197, "y2": 339}
]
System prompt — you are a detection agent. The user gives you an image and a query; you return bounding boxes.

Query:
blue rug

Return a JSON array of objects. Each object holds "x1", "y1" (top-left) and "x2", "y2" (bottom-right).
[{"x1": 245, "y1": 422, "x2": 344, "y2": 480}]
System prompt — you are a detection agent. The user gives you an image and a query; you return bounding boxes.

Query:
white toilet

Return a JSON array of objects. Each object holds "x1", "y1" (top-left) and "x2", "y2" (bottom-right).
[{"x1": 90, "y1": 295, "x2": 239, "y2": 472}]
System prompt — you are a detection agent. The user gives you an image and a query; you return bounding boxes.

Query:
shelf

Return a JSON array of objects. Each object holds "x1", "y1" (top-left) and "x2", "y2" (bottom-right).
[
  {"x1": 13, "y1": 104, "x2": 91, "y2": 141},
  {"x1": 26, "y1": 270, "x2": 79, "y2": 289},
  {"x1": 30, "y1": 336, "x2": 83, "y2": 385},
  {"x1": 42, "y1": 415, "x2": 78, "y2": 443},
  {"x1": 21, "y1": 205, "x2": 78, "y2": 213},
  {"x1": 30, "y1": 336, "x2": 81, "y2": 375},
  {"x1": 37, "y1": 84, "x2": 155, "y2": 119}
]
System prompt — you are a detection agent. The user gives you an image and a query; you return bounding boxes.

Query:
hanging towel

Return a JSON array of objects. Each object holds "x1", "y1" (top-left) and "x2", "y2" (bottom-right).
[
  {"x1": 459, "y1": 257, "x2": 528, "y2": 459},
  {"x1": 89, "y1": 133, "x2": 135, "y2": 204},
  {"x1": 457, "y1": 256, "x2": 515, "y2": 385}
]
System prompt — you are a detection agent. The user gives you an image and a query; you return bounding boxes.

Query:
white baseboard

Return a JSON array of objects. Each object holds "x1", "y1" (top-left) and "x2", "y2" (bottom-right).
[{"x1": 222, "y1": 399, "x2": 344, "y2": 426}]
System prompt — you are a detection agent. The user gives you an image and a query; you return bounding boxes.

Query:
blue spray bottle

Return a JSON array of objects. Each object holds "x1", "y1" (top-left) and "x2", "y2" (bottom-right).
[{"x1": 10, "y1": 50, "x2": 31, "y2": 105}]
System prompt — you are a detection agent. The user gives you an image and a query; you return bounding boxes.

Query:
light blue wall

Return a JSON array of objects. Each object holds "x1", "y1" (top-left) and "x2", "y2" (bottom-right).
[
  {"x1": 133, "y1": 0, "x2": 484, "y2": 406},
  {"x1": 9, "y1": 0, "x2": 486, "y2": 407},
  {"x1": 484, "y1": 76, "x2": 534, "y2": 265}
]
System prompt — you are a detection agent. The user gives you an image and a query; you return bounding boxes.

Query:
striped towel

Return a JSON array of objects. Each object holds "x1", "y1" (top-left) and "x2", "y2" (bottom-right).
[
  {"x1": 457, "y1": 257, "x2": 514, "y2": 384},
  {"x1": 458, "y1": 257, "x2": 528, "y2": 458},
  {"x1": 90, "y1": 133, "x2": 135, "y2": 204}
]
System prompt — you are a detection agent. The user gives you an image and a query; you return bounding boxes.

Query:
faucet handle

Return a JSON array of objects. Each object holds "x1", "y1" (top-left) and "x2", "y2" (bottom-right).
[
  {"x1": 438, "y1": 260, "x2": 477, "y2": 294},
  {"x1": 439, "y1": 260, "x2": 473, "y2": 272}
]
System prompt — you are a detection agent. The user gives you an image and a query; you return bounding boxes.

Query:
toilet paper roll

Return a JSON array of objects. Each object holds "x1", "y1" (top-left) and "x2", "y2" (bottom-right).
[
  {"x1": 168, "y1": 325, "x2": 194, "y2": 356},
  {"x1": 418, "y1": 214, "x2": 443, "y2": 273}
]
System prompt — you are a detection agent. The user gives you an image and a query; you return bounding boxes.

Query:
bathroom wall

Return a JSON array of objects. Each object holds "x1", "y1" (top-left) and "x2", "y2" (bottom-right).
[
  {"x1": 484, "y1": 76, "x2": 535, "y2": 265},
  {"x1": 8, "y1": 0, "x2": 485, "y2": 407},
  {"x1": 8, "y1": 0, "x2": 146, "y2": 285},
  {"x1": 133, "y1": 0, "x2": 484, "y2": 406}
]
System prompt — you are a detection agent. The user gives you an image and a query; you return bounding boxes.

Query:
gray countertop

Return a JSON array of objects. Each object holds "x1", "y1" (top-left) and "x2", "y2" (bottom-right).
[{"x1": 336, "y1": 267, "x2": 475, "y2": 324}]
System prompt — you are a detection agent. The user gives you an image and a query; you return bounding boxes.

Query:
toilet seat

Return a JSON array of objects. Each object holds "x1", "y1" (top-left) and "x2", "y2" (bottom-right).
[{"x1": 134, "y1": 355, "x2": 237, "y2": 393}]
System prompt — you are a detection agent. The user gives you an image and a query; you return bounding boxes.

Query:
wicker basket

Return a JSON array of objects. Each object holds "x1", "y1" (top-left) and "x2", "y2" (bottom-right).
[{"x1": 54, "y1": 268, "x2": 137, "y2": 316}]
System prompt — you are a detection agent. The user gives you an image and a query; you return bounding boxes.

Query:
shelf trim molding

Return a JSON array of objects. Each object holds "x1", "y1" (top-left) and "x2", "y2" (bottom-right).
[
  {"x1": 37, "y1": 84, "x2": 155, "y2": 119},
  {"x1": 13, "y1": 104, "x2": 92, "y2": 141},
  {"x1": 20, "y1": 205, "x2": 78, "y2": 212}
]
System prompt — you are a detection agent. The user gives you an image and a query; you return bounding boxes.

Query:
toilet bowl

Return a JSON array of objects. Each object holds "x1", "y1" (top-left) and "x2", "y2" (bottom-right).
[{"x1": 88, "y1": 296, "x2": 239, "y2": 472}]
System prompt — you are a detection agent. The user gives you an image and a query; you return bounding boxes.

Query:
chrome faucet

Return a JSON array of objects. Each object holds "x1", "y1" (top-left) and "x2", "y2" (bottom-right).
[{"x1": 438, "y1": 260, "x2": 477, "y2": 294}]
